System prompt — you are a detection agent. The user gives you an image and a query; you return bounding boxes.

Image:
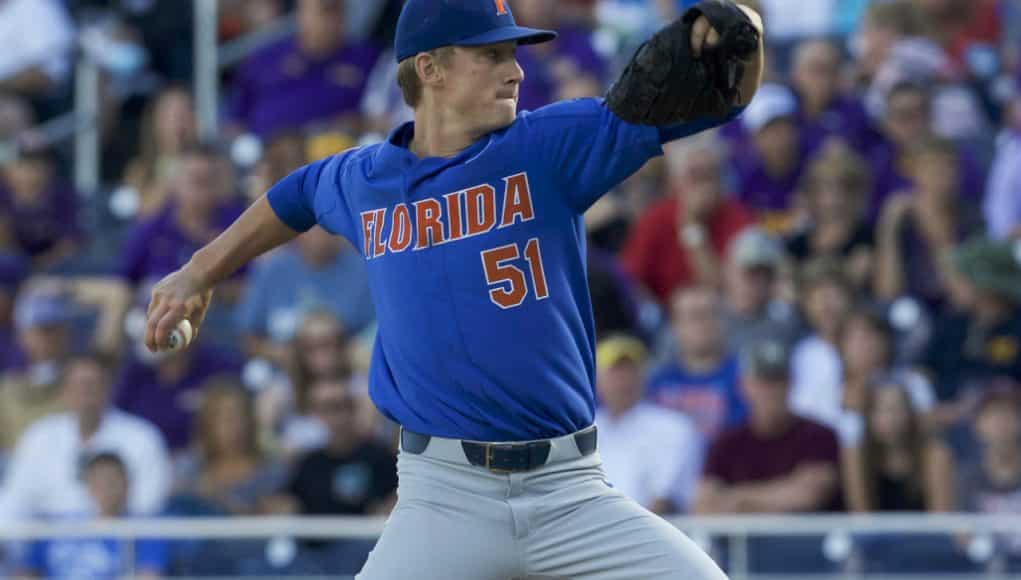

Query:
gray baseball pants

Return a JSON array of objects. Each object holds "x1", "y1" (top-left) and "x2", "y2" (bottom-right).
[{"x1": 356, "y1": 427, "x2": 728, "y2": 580}]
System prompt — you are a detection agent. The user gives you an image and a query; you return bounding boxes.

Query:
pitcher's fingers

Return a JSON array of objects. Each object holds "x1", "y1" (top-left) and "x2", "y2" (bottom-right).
[
  {"x1": 691, "y1": 16, "x2": 709, "y2": 57},
  {"x1": 153, "y1": 303, "x2": 187, "y2": 350},
  {"x1": 143, "y1": 301, "x2": 168, "y2": 352}
]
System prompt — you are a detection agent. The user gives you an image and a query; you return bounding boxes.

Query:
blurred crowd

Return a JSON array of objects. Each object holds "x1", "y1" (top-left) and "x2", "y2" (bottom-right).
[{"x1": 1, "y1": 0, "x2": 1021, "y2": 576}]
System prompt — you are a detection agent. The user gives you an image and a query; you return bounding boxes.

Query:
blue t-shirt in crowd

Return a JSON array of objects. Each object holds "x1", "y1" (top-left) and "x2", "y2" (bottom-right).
[
  {"x1": 645, "y1": 355, "x2": 747, "y2": 441},
  {"x1": 267, "y1": 97, "x2": 743, "y2": 441},
  {"x1": 236, "y1": 245, "x2": 375, "y2": 342},
  {"x1": 26, "y1": 536, "x2": 168, "y2": 579}
]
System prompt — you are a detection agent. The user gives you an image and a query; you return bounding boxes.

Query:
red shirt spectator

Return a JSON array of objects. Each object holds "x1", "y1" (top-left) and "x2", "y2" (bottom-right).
[
  {"x1": 623, "y1": 194, "x2": 754, "y2": 304},
  {"x1": 622, "y1": 133, "x2": 755, "y2": 304}
]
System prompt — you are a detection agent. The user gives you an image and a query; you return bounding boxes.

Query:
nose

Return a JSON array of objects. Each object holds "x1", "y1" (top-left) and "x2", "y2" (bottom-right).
[{"x1": 507, "y1": 59, "x2": 524, "y2": 85}]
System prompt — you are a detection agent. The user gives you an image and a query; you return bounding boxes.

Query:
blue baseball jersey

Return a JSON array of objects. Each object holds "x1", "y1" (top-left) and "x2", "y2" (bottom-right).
[{"x1": 268, "y1": 98, "x2": 742, "y2": 441}]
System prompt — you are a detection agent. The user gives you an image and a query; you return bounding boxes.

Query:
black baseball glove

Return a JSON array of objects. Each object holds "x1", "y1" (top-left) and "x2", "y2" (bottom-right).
[{"x1": 605, "y1": 0, "x2": 760, "y2": 125}]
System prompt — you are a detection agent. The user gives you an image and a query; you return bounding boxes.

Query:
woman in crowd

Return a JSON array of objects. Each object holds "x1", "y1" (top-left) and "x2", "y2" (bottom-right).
[
  {"x1": 842, "y1": 378, "x2": 955, "y2": 512},
  {"x1": 120, "y1": 85, "x2": 198, "y2": 217},
  {"x1": 171, "y1": 381, "x2": 288, "y2": 515}
]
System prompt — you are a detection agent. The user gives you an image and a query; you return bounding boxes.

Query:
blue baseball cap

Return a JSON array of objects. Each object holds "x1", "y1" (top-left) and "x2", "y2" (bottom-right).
[{"x1": 395, "y1": 0, "x2": 557, "y2": 63}]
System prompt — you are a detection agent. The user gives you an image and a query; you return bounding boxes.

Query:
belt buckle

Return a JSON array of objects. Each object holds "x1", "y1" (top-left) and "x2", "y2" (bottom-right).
[{"x1": 485, "y1": 444, "x2": 514, "y2": 474}]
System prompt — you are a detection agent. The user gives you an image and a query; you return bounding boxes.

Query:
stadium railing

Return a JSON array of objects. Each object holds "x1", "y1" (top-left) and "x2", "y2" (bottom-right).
[{"x1": 3, "y1": 513, "x2": 1021, "y2": 579}]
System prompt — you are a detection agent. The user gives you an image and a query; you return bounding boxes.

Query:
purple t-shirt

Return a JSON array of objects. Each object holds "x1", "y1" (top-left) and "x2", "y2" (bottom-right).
[
  {"x1": 228, "y1": 37, "x2": 381, "y2": 138},
  {"x1": 516, "y1": 25, "x2": 608, "y2": 113},
  {"x1": 116, "y1": 202, "x2": 244, "y2": 286},
  {"x1": 732, "y1": 147, "x2": 808, "y2": 213},
  {"x1": 867, "y1": 140, "x2": 987, "y2": 222},
  {"x1": 796, "y1": 94, "x2": 879, "y2": 156},
  {"x1": 0, "y1": 183, "x2": 82, "y2": 257},
  {"x1": 112, "y1": 344, "x2": 243, "y2": 450}
]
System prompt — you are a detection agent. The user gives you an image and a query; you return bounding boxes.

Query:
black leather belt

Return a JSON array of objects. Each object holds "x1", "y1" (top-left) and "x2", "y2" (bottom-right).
[{"x1": 401, "y1": 426, "x2": 598, "y2": 473}]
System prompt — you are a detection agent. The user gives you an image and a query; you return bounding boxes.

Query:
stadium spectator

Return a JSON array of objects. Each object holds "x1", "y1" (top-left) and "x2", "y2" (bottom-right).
[
  {"x1": 0, "y1": 0, "x2": 75, "y2": 100},
  {"x1": 722, "y1": 227, "x2": 798, "y2": 354},
  {"x1": 0, "y1": 352, "x2": 170, "y2": 519},
  {"x1": 256, "y1": 311, "x2": 352, "y2": 456},
  {"x1": 789, "y1": 39, "x2": 875, "y2": 155},
  {"x1": 646, "y1": 287, "x2": 747, "y2": 442},
  {"x1": 227, "y1": 0, "x2": 382, "y2": 138},
  {"x1": 170, "y1": 382, "x2": 288, "y2": 515},
  {"x1": 622, "y1": 134, "x2": 754, "y2": 302},
  {"x1": 732, "y1": 83, "x2": 807, "y2": 234},
  {"x1": 837, "y1": 307, "x2": 936, "y2": 442},
  {"x1": 512, "y1": 0, "x2": 607, "y2": 111},
  {"x1": 595, "y1": 335, "x2": 703, "y2": 514},
  {"x1": 116, "y1": 144, "x2": 245, "y2": 288},
  {"x1": 237, "y1": 226, "x2": 374, "y2": 368},
  {"x1": 867, "y1": 82, "x2": 985, "y2": 221},
  {"x1": 15, "y1": 452, "x2": 169, "y2": 580},
  {"x1": 693, "y1": 336, "x2": 841, "y2": 514},
  {"x1": 786, "y1": 142, "x2": 874, "y2": 290},
  {"x1": 957, "y1": 388, "x2": 1021, "y2": 562},
  {"x1": 0, "y1": 147, "x2": 83, "y2": 271},
  {"x1": 112, "y1": 342, "x2": 244, "y2": 453},
  {"x1": 874, "y1": 137, "x2": 985, "y2": 310},
  {"x1": 0, "y1": 288, "x2": 75, "y2": 452},
  {"x1": 789, "y1": 258, "x2": 854, "y2": 433},
  {"x1": 921, "y1": 237, "x2": 1021, "y2": 430},
  {"x1": 275, "y1": 377, "x2": 397, "y2": 516},
  {"x1": 120, "y1": 86, "x2": 199, "y2": 219},
  {"x1": 842, "y1": 378, "x2": 955, "y2": 512}
]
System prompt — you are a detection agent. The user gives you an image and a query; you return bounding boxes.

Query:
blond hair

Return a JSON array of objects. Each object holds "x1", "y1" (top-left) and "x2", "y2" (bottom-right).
[{"x1": 397, "y1": 47, "x2": 455, "y2": 109}]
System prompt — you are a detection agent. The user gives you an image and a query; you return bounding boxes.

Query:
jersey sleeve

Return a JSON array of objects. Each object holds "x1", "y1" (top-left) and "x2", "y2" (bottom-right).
[
  {"x1": 526, "y1": 99, "x2": 746, "y2": 213},
  {"x1": 265, "y1": 152, "x2": 357, "y2": 243},
  {"x1": 526, "y1": 98, "x2": 663, "y2": 213}
]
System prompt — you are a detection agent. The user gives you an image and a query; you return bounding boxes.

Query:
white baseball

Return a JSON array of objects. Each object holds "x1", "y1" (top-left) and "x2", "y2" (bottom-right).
[{"x1": 167, "y1": 319, "x2": 194, "y2": 351}]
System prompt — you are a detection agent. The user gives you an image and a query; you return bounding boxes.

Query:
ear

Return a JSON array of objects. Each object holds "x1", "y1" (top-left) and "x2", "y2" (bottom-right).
[{"x1": 415, "y1": 52, "x2": 445, "y2": 89}]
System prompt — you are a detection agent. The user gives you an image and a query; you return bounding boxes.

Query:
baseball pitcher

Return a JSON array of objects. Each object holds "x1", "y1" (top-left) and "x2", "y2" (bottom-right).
[{"x1": 145, "y1": 1, "x2": 763, "y2": 577}]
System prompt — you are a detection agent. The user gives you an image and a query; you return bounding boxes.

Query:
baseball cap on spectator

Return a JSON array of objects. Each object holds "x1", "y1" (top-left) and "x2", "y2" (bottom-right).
[
  {"x1": 730, "y1": 227, "x2": 784, "y2": 270},
  {"x1": 596, "y1": 335, "x2": 647, "y2": 372},
  {"x1": 395, "y1": 0, "x2": 557, "y2": 63},
  {"x1": 740, "y1": 334, "x2": 791, "y2": 381},
  {"x1": 949, "y1": 237, "x2": 1021, "y2": 302},
  {"x1": 741, "y1": 83, "x2": 797, "y2": 133},
  {"x1": 14, "y1": 288, "x2": 74, "y2": 330}
]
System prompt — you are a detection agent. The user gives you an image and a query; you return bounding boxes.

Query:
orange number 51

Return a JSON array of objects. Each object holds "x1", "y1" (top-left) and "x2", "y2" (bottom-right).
[{"x1": 481, "y1": 238, "x2": 549, "y2": 309}]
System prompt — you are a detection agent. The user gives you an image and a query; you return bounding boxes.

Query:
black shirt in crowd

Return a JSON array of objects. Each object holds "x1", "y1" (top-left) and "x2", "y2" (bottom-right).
[{"x1": 288, "y1": 442, "x2": 398, "y2": 515}]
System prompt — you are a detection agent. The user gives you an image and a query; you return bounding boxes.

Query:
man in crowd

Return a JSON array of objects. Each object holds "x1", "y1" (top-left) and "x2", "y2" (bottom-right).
[
  {"x1": 595, "y1": 335, "x2": 703, "y2": 514},
  {"x1": 694, "y1": 335, "x2": 840, "y2": 514},
  {"x1": 646, "y1": 287, "x2": 747, "y2": 442},
  {"x1": 623, "y1": 134, "x2": 754, "y2": 303},
  {"x1": 0, "y1": 352, "x2": 170, "y2": 519}
]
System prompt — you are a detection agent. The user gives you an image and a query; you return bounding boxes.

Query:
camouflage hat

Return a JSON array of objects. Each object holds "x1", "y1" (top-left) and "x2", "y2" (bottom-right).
[{"x1": 949, "y1": 237, "x2": 1021, "y2": 302}]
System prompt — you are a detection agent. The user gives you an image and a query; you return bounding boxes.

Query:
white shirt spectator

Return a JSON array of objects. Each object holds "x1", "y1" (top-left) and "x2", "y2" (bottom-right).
[
  {"x1": 984, "y1": 132, "x2": 1021, "y2": 240},
  {"x1": 0, "y1": 0, "x2": 75, "y2": 84},
  {"x1": 791, "y1": 334, "x2": 936, "y2": 446},
  {"x1": 761, "y1": 0, "x2": 836, "y2": 40},
  {"x1": 790, "y1": 335, "x2": 844, "y2": 429},
  {"x1": 596, "y1": 402, "x2": 703, "y2": 511},
  {"x1": 0, "y1": 410, "x2": 170, "y2": 520}
]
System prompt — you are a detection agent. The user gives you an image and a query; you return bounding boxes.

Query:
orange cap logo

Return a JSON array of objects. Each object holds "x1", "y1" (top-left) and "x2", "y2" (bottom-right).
[{"x1": 495, "y1": 0, "x2": 507, "y2": 15}]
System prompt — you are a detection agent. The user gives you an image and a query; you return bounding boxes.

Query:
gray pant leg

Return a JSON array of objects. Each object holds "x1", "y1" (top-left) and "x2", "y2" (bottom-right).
[
  {"x1": 522, "y1": 454, "x2": 728, "y2": 580},
  {"x1": 356, "y1": 451, "x2": 520, "y2": 580}
]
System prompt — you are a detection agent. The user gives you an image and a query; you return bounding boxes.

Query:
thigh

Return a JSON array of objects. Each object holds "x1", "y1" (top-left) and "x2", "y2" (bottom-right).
[
  {"x1": 357, "y1": 454, "x2": 519, "y2": 580},
  {"x1": 526, "y1": 487, "x2": 728, "y2": 580}
]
